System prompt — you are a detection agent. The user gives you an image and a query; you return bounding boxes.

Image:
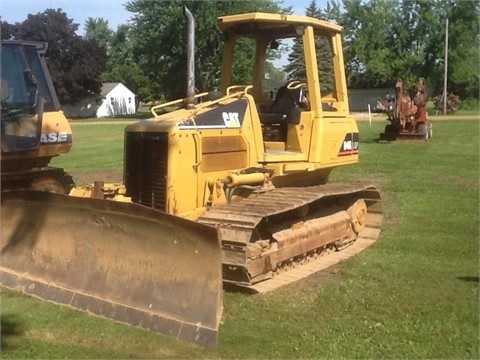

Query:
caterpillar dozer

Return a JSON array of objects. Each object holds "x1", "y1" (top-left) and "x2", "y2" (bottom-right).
[
  {"x1": 1, "y1": 10, "x2": 382, "y2": 348},
  {"x1": 1, "y1": 40, "x2": 74, "y2": 193}
]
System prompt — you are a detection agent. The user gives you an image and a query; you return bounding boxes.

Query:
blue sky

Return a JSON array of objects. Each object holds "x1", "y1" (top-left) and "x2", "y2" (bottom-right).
[{"x1": 1, "y1": 0, "x2": 328, "y2": 34}]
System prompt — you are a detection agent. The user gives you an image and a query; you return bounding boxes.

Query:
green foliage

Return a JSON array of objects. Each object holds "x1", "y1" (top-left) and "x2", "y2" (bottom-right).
[
  {"x1": 84, "y1": 18, "x2": 114, "y2": 53},
  {"x1": 459, "y1": 97, "x2": 480, "y2": 112},
  {"x1": 0, "y1": 21, "x2": 14, "y2": 40},
  {"x1": 284, "y1": 37, "x2": 305, "y2": 80},
  {"x1": 330, "y1": 0, "x2": 433, "y2": 88},
  {"x1": 325, "y1": 0, "x2": 479, "y2": 99},
  {"x1": 104, "y1": 24, "x2": 156, "y2": 101},
  {"x1": 2, "y1": 9, "x2": 107, "y2": 104},
  {"x1": 125, "y1": 0, "x2": 281, "y2": 100},
  {"x1": 285, "y1": 0, "x2": 335, "y2": 91},
  {"x1": 3, "y1": 119, "x2": 479, "y2": 358},
  {"x1": 446, "y1": 0, "x2": 480, "y2": 98},
  {"x1": 2, "y1": 0, "x2": 477, "y2": 107},
  {"x1": 83, "y1": 17, "x2": 157, "y2": 102}
]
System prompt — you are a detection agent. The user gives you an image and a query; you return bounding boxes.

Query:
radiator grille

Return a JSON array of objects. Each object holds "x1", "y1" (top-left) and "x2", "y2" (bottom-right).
[{"x1": 125, "y1": 132, "x2": 168, "y2": 211}]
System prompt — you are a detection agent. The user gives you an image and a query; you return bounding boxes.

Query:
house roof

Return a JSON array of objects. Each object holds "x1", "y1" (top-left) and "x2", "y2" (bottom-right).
[
  {"x1": 100, "y1": 82, "x2": 135, "y2": 97},
  {"x1": 101, "y1": 82, "x2": 120, "y2": 96}
]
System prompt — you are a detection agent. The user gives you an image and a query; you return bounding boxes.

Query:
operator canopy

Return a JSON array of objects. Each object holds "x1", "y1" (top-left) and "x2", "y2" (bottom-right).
[{"x1": 217, "y1": 12, "x2": 342, "y2": 39}]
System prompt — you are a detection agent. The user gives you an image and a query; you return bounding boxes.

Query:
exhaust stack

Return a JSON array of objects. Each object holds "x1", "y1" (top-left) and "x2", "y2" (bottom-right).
[{"x1": 184, "y1": 6, "x2": 195, "y2": 109}]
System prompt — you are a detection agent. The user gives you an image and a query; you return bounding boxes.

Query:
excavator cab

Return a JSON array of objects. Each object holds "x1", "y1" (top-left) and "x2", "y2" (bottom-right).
[
  {"x1": 1, "y1": 41, "x2": 74, "y2": 192},
  {"x1": 1, "y1": 41, "x2": 45, "y2": 152}
]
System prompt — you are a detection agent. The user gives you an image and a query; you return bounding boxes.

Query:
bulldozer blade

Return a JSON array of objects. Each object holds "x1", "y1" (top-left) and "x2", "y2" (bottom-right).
[{"x1": 0, "y1": 190, "x2": 222, "y2": 348}]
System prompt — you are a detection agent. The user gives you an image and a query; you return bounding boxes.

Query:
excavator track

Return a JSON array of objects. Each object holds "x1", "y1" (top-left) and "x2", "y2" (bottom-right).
[
  {"x1": 199, "y1": 183, "x2": 382, "y2": 293},
  {"x1": 1, "y1": 167, "x2": 75, "y2": 194}
]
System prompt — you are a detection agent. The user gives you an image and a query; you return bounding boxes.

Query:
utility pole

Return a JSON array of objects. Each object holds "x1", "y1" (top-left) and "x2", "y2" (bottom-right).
[{"x1": 443, "y1": 18, "x2": 449, "y2": 115}]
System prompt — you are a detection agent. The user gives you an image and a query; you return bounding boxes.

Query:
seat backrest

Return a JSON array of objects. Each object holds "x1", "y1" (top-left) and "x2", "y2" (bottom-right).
[{"x1": 270, "y1": 85, "x2": 296, "y2": 115}]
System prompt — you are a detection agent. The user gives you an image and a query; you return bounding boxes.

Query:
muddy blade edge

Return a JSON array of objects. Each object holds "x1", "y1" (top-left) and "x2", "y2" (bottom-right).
[{"x1": 0, "y1": 190, "x2": 223, "y2": 348}]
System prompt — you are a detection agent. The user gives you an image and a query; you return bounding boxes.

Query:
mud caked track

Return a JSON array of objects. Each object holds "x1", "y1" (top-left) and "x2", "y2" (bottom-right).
[{"x1": 199, "y1": 183, "x2": 383, "y2": 293}]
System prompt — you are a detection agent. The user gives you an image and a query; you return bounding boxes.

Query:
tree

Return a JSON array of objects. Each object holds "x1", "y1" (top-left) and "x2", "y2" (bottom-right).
[
  {"x1": 396, "y1": 0, "x2": 479, "y2": 99},
  {"x1": 3, "y1": 9, "x2": 107, "y2": 104},
  {"x1": 325, "y1": 0, "x2": 479, "y2": 99},
  {"x1": 100, "y1": 24, "x2": 156, "y2": 102},
  {"x1": 285, "y1": 0, "x2": 334, "y2": 91},
  {"x1": 284, "y1": 23, "x2": 306, "y2": 80},
  {"x1": 125, "y1": 0, "x2": 281, "y2": 100},
  {"x1": 444, "y1": 0, "x2": 479, "y2": 99},
  {"x1": 1, "y1": 21, "x2": 15, "y2": 40},
  {"x1": 84, "y1": 17, "x2": 114, "y2": 53},
  {"x1": 326, "y1": 0, "x2": 413, "y2": 88}
]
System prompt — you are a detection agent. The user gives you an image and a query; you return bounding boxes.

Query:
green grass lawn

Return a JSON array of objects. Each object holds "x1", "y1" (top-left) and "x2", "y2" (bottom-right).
[
  {"x1": 2, "y1": 119, "x2": 479, "y2": 359},
  {"x1": 49, "y1": 123, "x2": 126, "y2": 185}
]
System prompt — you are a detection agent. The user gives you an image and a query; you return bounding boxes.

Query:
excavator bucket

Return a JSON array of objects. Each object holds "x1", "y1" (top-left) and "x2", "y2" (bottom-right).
[{"x1": 0, "y1": 190, "x2": 222, "y2": 348}]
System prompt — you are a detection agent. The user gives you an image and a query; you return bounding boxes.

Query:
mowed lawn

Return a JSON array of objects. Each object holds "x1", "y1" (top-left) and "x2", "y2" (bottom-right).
[{"x1": 1, "y1": 118, "x2": 478, "y2": 359}]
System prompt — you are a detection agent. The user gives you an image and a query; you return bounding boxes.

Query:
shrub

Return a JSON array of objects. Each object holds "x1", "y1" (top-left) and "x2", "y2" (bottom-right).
[
  {"x1": 431, "y1": 93, "x2": 461, "y2": 114},
  {"x1": 458, "y1": 97, "x2": 480, "y2": 111}
]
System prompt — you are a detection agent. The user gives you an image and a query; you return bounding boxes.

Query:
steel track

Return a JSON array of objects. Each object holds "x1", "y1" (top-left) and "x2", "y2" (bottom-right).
[{"x1": 199, "y1": 183, "x2": 383, "y2": 292}]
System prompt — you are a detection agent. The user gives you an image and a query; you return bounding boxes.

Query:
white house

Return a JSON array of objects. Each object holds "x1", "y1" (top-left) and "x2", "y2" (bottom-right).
[{"x1": 96, "y1": 82, "x2": 136, "y2": 117}]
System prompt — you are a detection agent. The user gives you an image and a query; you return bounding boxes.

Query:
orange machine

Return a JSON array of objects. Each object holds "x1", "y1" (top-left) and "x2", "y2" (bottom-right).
[
  {"x1": 1, "y1": 40, "x2": 74, "y2": 193},
  {"x1": 379, "y1": 78, "x2": 433, "y2": 140}
]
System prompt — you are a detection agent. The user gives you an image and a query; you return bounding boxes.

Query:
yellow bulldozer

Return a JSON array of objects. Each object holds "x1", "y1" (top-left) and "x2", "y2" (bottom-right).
[
  {"x1": 1, "y1": 40, "x2": 74, "y2": 193},
  {"x1": 1, "y1": 10, "x2": 382, "y2": 348}
]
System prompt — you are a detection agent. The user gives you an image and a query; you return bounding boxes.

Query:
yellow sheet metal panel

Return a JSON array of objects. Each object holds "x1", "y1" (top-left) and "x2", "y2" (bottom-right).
[{"x1": 201, "y1": 135, "x2": 248, "y2": 172}]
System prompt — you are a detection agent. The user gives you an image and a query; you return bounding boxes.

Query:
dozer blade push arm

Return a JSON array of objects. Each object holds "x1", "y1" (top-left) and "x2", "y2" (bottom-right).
[{"x1": 0, "y1": 190, "x2": 223, "y2": 348}]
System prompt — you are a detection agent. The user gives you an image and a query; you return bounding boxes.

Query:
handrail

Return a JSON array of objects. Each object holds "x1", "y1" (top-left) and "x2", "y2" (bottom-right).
[
  {"x1": 150, "y1": 92, "x2": 210, "y2": 117},
  {"x1": 150, "y1": 86, "x2": 253, "y2": 118},
  {"x1": 192, "y1": 86, "x2": 252, "y2": 116},
  {"x1": 192, "y1": 132, "x2": 202, "y2": 168},
  {"x1": 226, "y1": 85, "x2": 252, "y2": 95}
]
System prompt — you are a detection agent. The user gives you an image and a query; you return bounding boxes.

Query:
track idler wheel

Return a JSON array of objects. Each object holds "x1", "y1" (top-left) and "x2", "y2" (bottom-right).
[
  {"x1": 31, "y1": 176, "x2": 71, "y2": 194},
  {"x1": 347, "y1": 199, "x2": 367, "y2": 234},
  {"x1": 30, "y1": 172, "x2": 75, "y2": 194}
]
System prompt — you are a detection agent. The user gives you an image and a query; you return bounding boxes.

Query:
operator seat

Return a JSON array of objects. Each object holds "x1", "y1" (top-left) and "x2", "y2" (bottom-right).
[
  {"x1": 258, "y1": 83, "x2": 310, "y2": 142},
  {"x1": 260, "y1": 84, "x2": 310, "y2": 125}
]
